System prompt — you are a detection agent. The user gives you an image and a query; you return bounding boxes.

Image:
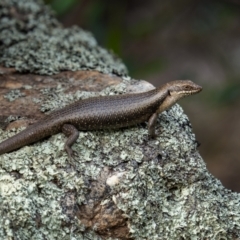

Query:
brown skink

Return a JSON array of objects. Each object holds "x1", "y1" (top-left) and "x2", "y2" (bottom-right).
[{"x1": 0, "y1": 80, "x2": 202, "y2": 158}]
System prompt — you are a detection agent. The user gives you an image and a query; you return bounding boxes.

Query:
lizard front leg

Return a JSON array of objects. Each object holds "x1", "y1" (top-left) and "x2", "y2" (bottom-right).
[
  {"x1": 148, "y1": 112, "x2": 158, "y2": 138},
  {"x1": 62, "y1": 124, "x2": 79, "y2": 159}
]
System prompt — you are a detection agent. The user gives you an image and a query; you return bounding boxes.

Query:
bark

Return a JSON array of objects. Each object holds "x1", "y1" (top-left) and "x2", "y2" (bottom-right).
[{"x1": 0, "y1": 0, "x2": 240, "y2": 239}]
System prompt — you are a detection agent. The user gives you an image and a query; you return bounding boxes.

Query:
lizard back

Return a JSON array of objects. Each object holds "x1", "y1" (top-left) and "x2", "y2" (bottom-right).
[
  {"x1": 0, "y1": 88, "x2": 166, "y2": 155},
  {"x1": 46, "y1": 88, "x2": 166, "y2": 130}
]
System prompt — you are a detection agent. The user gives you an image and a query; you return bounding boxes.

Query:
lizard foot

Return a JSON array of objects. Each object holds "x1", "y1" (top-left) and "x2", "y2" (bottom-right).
[
  {"x1": 65, "y1": 147, "x2": 78, "y2": 167},
  {"x1": 148, "y1": 133, "x2": 157, "y2": 139}
]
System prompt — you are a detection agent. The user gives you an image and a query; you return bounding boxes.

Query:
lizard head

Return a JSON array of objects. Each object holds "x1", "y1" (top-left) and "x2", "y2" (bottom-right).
[
  {"x1": 167, "y1": 80, "x2": 202, "y2": 99},
  {"x1": 156, "y1": 80, "x2": 202, "y2": 114}
]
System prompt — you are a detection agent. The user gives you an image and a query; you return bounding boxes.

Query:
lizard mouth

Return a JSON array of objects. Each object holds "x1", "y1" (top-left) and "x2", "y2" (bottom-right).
[
  {"x1": 178, "y1": 88, "x2": 202, "y2": 95},
  {"x1": 189, "y1": 86, "x2": 203, "y2": 95},
  {"x1": 195, "y1": 86, "x2": 203, "y2": 92},
  {"x1": 191, "y1": 88, "x2": 202, "y2": 94}
]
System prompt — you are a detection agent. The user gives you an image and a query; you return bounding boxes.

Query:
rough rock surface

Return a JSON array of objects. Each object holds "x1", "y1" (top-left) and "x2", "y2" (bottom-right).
[
  {"x1": 0, "y1": 0, "x2": 127, "y2": 76},
  {"x1": 0, "y1": 0, "x2": 240, "y2": 239}
]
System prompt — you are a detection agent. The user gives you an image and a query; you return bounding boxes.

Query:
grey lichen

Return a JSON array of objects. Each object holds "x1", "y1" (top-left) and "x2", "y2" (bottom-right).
[
  {"x1": 112, "y1": 106, "x2": 240, "y2": 239},
  {"x1": 4, "y1": 89, "x2": 25, "y2": 102},
  {"x1": 1, "y1": 80, "x2": 240, "y2": 239},
  {"x1": 0, "y1": 0, "x2": 240, "y2": 239},
  {"x1": 0, "y1": 80, "x2": 129, "y2": 240},
  {"x1": 0, "y1": 0, "x2": 127, "y2": 76}
]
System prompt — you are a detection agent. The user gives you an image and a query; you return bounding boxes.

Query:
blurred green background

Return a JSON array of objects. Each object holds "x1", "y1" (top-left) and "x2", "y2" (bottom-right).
[{"x1": 45, "y1": 0, "x2": 240, "y2": 191}]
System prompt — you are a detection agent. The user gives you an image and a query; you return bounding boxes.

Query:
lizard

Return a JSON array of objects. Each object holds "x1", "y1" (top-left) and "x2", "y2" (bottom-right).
[{"x1": 0, "y1": 80, "x2": 202, "y2": 158}]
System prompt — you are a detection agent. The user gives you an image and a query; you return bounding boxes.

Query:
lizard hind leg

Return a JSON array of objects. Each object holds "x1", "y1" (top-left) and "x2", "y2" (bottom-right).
[{"x1": 62, "y1": 124, "x2": 79, "y2": 159}]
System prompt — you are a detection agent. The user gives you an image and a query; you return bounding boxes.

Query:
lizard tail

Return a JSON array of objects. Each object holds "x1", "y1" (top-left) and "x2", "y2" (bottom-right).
[{"x1": 0, "y1": 122, "x2": 58, "y2": 155}]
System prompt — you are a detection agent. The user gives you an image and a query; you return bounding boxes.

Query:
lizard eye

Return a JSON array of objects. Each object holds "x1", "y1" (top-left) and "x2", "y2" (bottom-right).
[{"x1": 184, "y1": 86, "x2": 191, "y2": 90}]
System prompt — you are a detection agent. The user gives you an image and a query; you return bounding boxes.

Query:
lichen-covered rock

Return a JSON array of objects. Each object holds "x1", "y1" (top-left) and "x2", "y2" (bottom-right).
[
  {"x1": 0, "y1": 0, "x2": 127, "y2": 76},
  {"x1": 0, "y1": 0, "x2": 240, "y2": 239},
  {"x1": 1, "y1": 78, "x2": 240, "y2": 239}
]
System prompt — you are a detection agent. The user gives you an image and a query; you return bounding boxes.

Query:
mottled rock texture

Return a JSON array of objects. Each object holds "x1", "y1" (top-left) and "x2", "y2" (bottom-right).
[{"x1": 0, "y1": 0, "x2": 240, "y2": 239}]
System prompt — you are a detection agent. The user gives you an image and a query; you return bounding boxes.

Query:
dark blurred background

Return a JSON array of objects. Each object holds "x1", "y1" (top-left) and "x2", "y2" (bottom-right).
[{"x1": 45, "y1": 0, "x2": 240, "y2": 191}]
